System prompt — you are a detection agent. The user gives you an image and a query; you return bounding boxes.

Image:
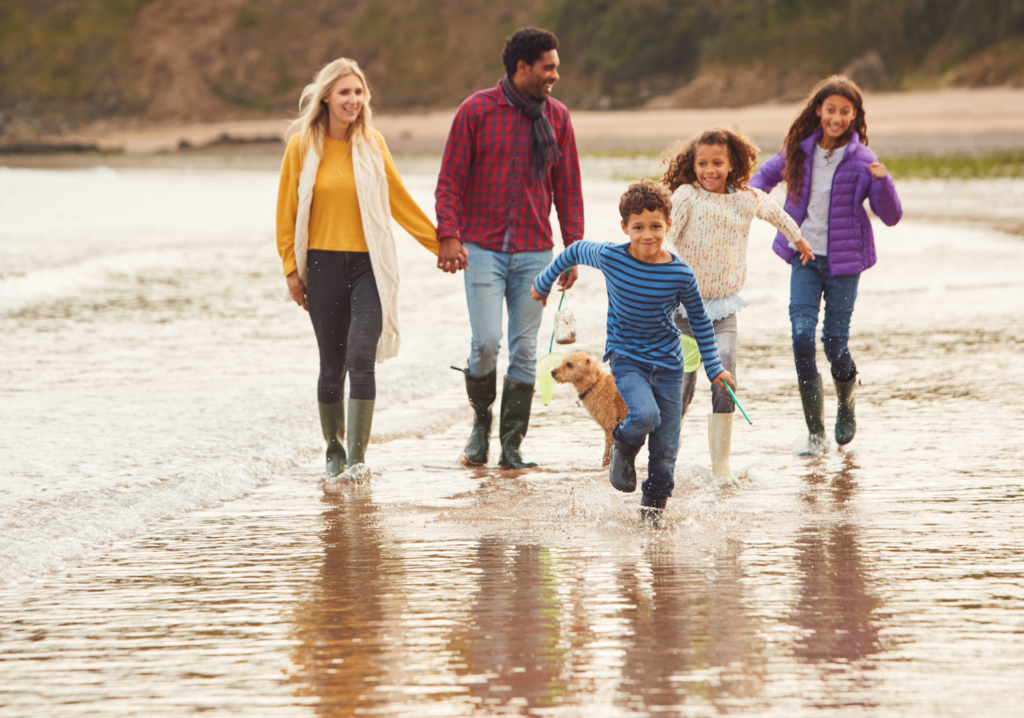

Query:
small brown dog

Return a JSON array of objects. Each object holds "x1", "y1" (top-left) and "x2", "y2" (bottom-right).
[{"x1": 551, "y1": 351, "x2": 629, "y2": 466}]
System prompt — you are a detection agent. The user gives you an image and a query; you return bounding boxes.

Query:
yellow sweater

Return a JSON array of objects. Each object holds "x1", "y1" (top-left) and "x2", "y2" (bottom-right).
[{"x1": 275, "y1": 129, "x2": 439, "y2": 276}]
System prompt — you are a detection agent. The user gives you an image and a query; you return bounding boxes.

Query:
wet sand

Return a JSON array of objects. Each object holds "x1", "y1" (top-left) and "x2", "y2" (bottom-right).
[
  {"x1": 27, "y1": 86, "x2": 1024, "y2": 156},
  {"x1": 2, "y1": 161, "x2": 1024, "y2": 715}
]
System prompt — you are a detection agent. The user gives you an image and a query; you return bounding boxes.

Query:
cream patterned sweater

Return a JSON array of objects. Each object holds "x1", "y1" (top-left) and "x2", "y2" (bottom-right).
[{"x1": 668, "y1": 183, "x2": 803, "y2": 300}]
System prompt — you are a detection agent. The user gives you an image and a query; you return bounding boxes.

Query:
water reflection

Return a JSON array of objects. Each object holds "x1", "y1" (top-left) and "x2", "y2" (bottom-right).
[
  {"x1": 792, "y1": 452, "x2": 882, "y2": 680},
  {"x1": 618, "y1": 542, "x2": 765, "y2": 711},
  {"x1": 289, "y1": 486, "x2": 782, "y2": 714},
  {"x1": 289, "y1": 485, "x2": 392, "y2": 714},
  {"x1": 792, "y1": 522, "x2": 881, "y2": 665},
  {"x1": 447, "y1": 539, "x2": 569, "y2": 709}
]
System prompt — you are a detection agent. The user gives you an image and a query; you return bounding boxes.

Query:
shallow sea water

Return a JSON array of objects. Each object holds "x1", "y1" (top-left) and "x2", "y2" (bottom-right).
[{"x1": 1, "y1": 160, "x2": 1023, "y2": 716}]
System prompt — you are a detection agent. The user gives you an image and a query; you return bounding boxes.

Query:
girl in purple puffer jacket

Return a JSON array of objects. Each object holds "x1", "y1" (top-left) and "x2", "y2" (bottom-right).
[{"x1": 750, "y1": 75, "x2": 902, "y2": 454}]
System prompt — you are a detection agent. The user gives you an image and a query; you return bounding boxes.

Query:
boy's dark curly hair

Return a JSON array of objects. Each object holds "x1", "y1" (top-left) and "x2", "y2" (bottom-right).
[
  {"x1": 660, "y1": 129, "x2": 761, "y2": 193},
  {"x1": 619, "y1": 178, "x2": 673, "y2": 223},
  {"x1": 502, "y1": 27, "x2": 559, "y2": 77}
]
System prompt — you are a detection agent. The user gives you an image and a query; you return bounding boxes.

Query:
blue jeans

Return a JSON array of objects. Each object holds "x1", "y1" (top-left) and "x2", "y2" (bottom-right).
[
  {"x1": 610, "y1": 355, "x2": 684, "y2": 500},
  {"x1": 464, "y1": 243, "x2": 552, "y2": 384},
  {"x1": 789, "y1": 256, "x2": 860, "y2": 384}
]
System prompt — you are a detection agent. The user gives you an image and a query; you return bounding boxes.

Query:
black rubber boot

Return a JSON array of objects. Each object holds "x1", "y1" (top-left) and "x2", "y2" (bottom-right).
[
  {"x1": 460, "y1": 368, "x2": 496, "y2": 466},
  {"x1": 833, "y1": 370, "x2": 858, "y2": 446},
  {"x1": 497, "y1": 377, "x2": 538, "y2": 469},
  {"x1": 797, "y1": 376, "x2": 827, "y2": 455},
  {"x1": 639, "y1": 493, "x2": 667, "y2": 527},
  {"x1": 318, "y1": 402, "x2": 346, "y2": 477},
  {"x1": 346, "y1": 398, "x2": 374, "y2": 469},
  {"x1": 608, "y1": 439, "x2": 640, "y2": 493}
]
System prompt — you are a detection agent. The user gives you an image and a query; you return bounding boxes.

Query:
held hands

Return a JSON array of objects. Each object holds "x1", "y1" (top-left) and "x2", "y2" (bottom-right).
[
  {"x1": 712, "y1": 369, "x2": 735, "y2": 392},
  {"x1": 437, "y1": 236, "x2": 468, "y2": 274},
  {"x1": 868, "y1": 161, "x2": 888, "y2": 179},
  {"x1": 794, "y1": 237, "x2": 815, "y2": 265},
  {"x1": 286, "y1": 271, "x2": 308, "y2": 312}
]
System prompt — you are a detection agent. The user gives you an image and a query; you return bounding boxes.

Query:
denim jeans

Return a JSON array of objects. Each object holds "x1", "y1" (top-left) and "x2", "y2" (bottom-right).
[
  {"x1": 609, "y1": 355, "x2": 684, "y2": 500},
  {"x1": 789, "y1": 255, "x2": 860, "y2": 384},
  {"x1": 675, "y1": 312, "x2": 738, "y2": 414},
  {"x1": 464, "y1": 243, "x2": 552, "y2": 384}
]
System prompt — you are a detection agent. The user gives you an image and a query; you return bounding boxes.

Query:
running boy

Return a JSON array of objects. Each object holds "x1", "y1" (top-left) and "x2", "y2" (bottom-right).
[{"x1": 531, "y1": 179, "x2": 733, "y2": 522}]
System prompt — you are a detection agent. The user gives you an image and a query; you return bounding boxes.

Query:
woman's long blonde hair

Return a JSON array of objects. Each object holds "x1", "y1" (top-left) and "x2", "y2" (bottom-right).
[{"x1": 288, "y1": 57, "x2": 375, "y2": 162}]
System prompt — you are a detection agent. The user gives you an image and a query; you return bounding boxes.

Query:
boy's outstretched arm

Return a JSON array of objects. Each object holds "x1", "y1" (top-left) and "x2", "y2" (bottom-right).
[
  {"x1": 530, "y1": 285, "x2": 548, "y2": 307},
  {"x1": 712, "y1": 369, "x2": 735, "y2": 391},
  {"x1": 531, "y1": 240, "x2": 604, "y2": 305},
  {"x1": 677, "y1": 274, "x2": 729, "y2": 383}
]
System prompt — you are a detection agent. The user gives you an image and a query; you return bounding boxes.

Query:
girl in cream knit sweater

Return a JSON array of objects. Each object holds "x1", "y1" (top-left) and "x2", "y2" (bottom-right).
[{"x1": 662, "y1": 129, "x2": 814, "y2": 480}]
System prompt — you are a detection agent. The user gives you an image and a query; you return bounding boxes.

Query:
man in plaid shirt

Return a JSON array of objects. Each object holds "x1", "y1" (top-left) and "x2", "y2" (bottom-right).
[{"x1": 436, "y1": 26, "x2": 584, "y2": 470}]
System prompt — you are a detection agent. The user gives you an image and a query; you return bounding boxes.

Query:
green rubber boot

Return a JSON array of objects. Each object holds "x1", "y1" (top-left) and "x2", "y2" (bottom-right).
[
  {"x1": 798, "y1": 376, "x2": 827, "y2": 456},
  {"x1": 318, "y1": 402, "x2": 346, "y2": 477},
  {"x1": 461, "y1": 368, "x2": 496, "y2": 466},
  {"x1": 834, "y1": 372, "x2": 858, "y2": 446},
  {"x1": 498, "y1": 377, "x2": 538, "y2": 469},
  {"x1": 346, "y1": 399, "x2": 375, "y2": 469}
]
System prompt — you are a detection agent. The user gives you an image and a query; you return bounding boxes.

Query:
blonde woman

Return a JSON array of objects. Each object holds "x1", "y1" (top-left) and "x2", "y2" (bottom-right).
[{"x1": 276, "y1": 58, "x2": 456, "y2": 477}]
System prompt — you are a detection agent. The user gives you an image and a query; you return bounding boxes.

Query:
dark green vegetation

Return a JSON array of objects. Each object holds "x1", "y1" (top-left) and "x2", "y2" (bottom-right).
[
  {"x1": 1, "y1": 0, "x2": 1023, "y2": 126},
  {"x1": 0, "y1": 0, "x2": 153, "y2": 120}
]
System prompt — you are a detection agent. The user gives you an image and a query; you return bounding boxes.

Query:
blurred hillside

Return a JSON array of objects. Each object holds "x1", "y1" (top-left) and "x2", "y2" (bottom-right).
[{"x1": 2, "y1": 0, "x2": 1024, "y2": 138}]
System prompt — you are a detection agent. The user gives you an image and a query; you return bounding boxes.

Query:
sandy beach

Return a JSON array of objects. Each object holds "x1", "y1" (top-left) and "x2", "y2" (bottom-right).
[
  {"x1": 25, "y1": 86, "x2": 1024, "y2": 157},
  {"x1": 2, "y1": 154, "x2": 1024, "y2": 714}
]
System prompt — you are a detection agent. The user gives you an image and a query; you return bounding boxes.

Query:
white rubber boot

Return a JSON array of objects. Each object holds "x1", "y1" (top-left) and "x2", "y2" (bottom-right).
[{"x1": 708, "y1": 413, "x2": 735, "y2": 480}]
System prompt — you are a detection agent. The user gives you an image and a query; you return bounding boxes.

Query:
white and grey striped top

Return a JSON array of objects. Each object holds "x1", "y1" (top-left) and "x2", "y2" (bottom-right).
[{"x1": 799, "y1": 143, "x2": 847, "y2": 257}]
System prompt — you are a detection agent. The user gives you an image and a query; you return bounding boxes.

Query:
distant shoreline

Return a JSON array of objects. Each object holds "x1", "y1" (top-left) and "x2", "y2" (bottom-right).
[{"x1": 6, "y1": 87, "x2": 1024, "y2": 158}]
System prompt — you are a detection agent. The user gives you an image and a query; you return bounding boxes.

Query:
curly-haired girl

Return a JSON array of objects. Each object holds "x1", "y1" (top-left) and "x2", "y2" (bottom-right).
[
  {"x1": 663, "y1": 128, "x2": 814, "y2": 479},
  {"x1": 749, "y1": 76, "x2": 902, "y2": 454}
]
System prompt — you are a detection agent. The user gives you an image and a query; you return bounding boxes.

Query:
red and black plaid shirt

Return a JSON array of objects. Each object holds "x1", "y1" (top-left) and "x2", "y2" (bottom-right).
[{"x1": 435, "y1": 83, "x2": 584, "y2": 253}]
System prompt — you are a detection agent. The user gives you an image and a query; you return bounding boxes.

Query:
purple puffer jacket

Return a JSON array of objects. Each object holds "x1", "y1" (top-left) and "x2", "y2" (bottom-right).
[{"x1": 749, "y1": 129, "x2": 902, "y2": 277}]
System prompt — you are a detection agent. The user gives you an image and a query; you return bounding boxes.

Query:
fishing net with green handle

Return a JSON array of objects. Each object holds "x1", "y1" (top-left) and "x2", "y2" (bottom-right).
[
  {"x1": 535, "y1": 352, "x2": 566, "y2": 406},
  {"x1": 681, "y1": 334, "x2": 703, "y2": 373}
]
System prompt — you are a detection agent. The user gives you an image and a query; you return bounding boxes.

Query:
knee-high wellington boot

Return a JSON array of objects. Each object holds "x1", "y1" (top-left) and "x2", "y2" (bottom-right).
[
  {"x1": 498, "y1": 377, "x2": 538, "y2": 469},
  {"x1": 346, "y1": 399, "x2": 374, "y2": 468},
  {"x1": 797, "y1": 376, "x2": 827, "y2": 455},
  {"x1": 708, "y1": 413, "x2": 735, "y2": 479},
  {"x1": 318, "y1": 402, "x2": 346, "y2": 477},
  {"x1": 461, "y1": 369, "x2": 497, "y2": 466},
  {"x1": 833, "y1": 370, "x2": 858, "y2": 446},
  {"x1": 608, "y1": 437, "x2": 640, "y2": 493}
]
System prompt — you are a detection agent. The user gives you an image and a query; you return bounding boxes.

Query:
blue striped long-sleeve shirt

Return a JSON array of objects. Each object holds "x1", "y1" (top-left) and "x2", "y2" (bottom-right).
[{"x1": 533, "y1": 241, "x2": 724, "y2": 379}]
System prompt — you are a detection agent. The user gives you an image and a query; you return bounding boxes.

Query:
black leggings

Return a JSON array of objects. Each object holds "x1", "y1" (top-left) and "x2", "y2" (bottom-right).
[{"x1": 306, "y1": 250, "x2": 382, "y2": 403}]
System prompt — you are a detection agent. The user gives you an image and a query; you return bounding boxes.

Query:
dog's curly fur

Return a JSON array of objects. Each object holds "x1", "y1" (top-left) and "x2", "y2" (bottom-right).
[{"x1": 551, "y1": 351, "x2": 629, "y2": 466}]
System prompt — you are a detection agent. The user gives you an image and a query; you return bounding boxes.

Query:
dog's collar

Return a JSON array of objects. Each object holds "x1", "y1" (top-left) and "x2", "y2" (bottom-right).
[{"x1": 578, "y1": 381, "x2": 598, "y2": 401}]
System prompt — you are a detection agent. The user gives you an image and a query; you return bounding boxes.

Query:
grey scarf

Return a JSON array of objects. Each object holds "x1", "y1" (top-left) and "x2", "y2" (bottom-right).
[{"x1": 499, "y1": 75, "x2": 561, "y2": 181}]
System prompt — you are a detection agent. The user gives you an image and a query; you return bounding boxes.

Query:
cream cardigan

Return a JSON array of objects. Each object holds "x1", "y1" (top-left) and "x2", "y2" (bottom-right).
[
  {"x1": 293, "y1": 134, "x2": 401, "y2": 363},
  {"x1": 668, "y1": 183, "x2": 802, "y2": 300}
]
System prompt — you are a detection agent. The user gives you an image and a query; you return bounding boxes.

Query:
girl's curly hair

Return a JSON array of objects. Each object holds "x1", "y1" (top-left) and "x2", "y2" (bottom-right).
[
  {"x1": 661, "y1": 128, "x2": 761, "y2": 193},
  {"x1": 782, "y1": 75, "x2": 868, "y2": 201}
]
